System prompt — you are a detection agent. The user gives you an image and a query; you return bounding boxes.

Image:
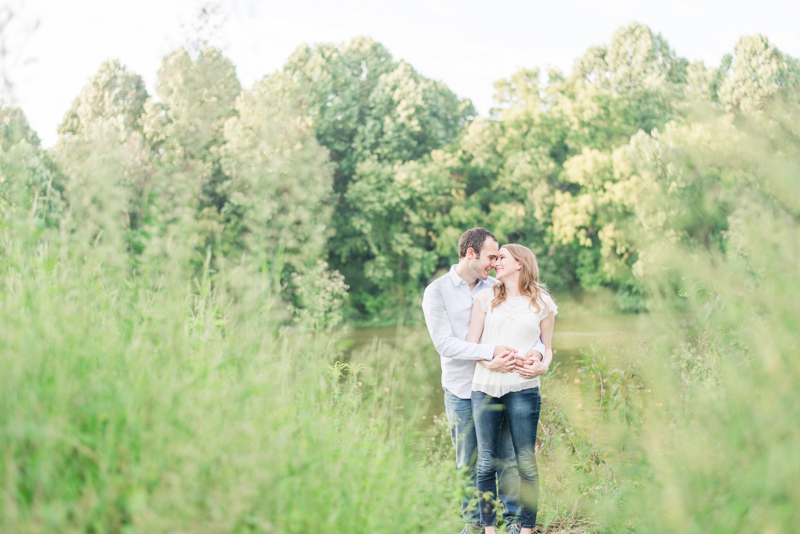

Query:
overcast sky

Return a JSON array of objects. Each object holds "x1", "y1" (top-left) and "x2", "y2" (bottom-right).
[{"x1": 6, "y1": 0, "x2": 800, "y2": 147}]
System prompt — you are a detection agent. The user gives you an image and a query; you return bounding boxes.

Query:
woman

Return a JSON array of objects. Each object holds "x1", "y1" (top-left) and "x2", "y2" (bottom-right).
[{"x1": 466, "y1": 244, "x2": 556, "y2": 534}]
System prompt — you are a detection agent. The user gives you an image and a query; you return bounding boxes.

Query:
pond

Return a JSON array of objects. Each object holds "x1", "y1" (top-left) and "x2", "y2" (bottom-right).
[{"x1": 344, "y1": 310, "x2": 660, "y2": 434}]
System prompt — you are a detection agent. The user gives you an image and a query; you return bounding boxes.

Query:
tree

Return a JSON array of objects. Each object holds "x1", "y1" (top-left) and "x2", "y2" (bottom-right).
[
  {"x1": 343, "y1": 151, "x2": 460, "y2": 315},
  {"x1": 715, "y1": 34, "x2": 800, "y2": 113},
  {"x1": 54, "y1": 61, "x2": 152, "y2": 259},
  {"x1": 439, "y1": 24, "x2": 692, "y2": 307},
  {"x1": 0, "y1": 103, "x2": 61, "y2": 225},
  {"x1": 58, "y1": 59, "x2": 148, "y2": 138},
  {"x1": 684, "y1": 61, "x2": 717, "y2": 107},
  {"x1": 277, "y1": 36, "x2": 396, "y2": 187},
  {"x1": 270, "y1": 37, "x2": 474, "y2": 316},
  {"x1": 355, "y1": 60, "x2": 473, "y2": 163},
  {"x1": 150, "y1": 46, "x2": 242, "y2": 258},
  {"x1": 220, "y1": 76, "x2": 333, "y2": 271},
  {"x1": 0, "y1": 104, "x2": 41, "y2": 150},
  {"x1": 562, "y1": 22, "x2": 688, "y2": 150},
  {"x1": 155, "y1": 46, "x2": 241, "y2": 161}
]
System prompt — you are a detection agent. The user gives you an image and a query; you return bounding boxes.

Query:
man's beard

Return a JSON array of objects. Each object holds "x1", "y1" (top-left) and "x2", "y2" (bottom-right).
[{"x1": 472, "y1": 260, "x2": 488, "y2": 280}]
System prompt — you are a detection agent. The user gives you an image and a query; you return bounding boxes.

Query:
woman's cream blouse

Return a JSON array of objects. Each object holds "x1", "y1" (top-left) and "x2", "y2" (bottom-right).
[{"x1": 471, "y1": 287, "x2": 558, "y2": 397}]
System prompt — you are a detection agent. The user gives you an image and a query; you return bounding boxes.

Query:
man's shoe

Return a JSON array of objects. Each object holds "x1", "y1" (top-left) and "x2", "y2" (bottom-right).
[
  {"x1": 504, "y1": 523, "x2": 522, "y2": 534},
  {"x1": 458, "y1": 524, "x2": 483, "y2": 534}
]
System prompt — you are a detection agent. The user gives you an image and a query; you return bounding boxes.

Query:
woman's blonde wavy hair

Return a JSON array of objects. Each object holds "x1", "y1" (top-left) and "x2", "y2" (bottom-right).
[{"x1": 491, "y1": 243, "x2": 549, "y2": 312}]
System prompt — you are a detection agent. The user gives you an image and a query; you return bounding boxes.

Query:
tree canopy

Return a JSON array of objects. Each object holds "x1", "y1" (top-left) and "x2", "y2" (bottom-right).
[{"x1": 5, "y1": 23, "x2": 798, "y2": 320}]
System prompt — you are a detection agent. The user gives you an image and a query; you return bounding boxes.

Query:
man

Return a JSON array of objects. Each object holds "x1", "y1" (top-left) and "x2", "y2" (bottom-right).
[{"x1": 422, "y1": 228, "x2": 546, "y2": 534}]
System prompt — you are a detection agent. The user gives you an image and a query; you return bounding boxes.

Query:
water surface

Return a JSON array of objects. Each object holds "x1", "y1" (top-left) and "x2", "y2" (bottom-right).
[{"x1": 345, "y1": 311, "x2": 657, "y2": 432}]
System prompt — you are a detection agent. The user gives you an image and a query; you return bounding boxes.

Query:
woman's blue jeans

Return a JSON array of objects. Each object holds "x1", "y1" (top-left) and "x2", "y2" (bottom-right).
[
  {"x1": 444, "y1": 389, "x2": 521, "y2": 525},
  {"x1": 472, "y1": 387, "x2": 541, "y2": 529}
]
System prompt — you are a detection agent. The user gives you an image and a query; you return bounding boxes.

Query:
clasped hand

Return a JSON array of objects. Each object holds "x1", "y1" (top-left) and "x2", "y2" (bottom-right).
[
  {"x1": 485, "y1": 347, "x2": 548, "y2": 378},
  {"x1": 516, "y1": 350, "x2": 547, "y2": 378}
]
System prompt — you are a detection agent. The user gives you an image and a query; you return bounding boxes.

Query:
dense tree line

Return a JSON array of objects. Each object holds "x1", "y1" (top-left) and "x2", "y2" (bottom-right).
[{"x1": 1, "y1": 23, "x2": 798, "y2": 321}]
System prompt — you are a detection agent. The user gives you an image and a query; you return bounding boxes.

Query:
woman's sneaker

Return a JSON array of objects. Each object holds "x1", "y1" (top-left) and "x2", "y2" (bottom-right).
[
  {"x1": 504, "y1": 524, "x2": 522, "y2": 534},
  {"x1": 458, "y1": 524, "x2": 483, "y2": 534}
]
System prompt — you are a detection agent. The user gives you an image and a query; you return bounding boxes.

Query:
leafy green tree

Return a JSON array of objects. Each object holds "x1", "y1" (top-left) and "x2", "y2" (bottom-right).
[
  {"x1": 0, "y1": 104, "x2": 41, "y2": 149},
  {"x1": 343, "y1": 151, "x2": 460, "y2": 315},
  {"x1": 271, "y1": 37, "x2": 474, "y2": 317},
  {"x1": 0, "y1": 104, "x2": 62, "y2": 225},
  {"x1": 54, "y1": 61, "x2": 153, "y2": 258},
  {"x1": 58, "y1": 122, "x2": 149, "y2": 264},
  {"x1": 148, "y1": 46, "x2": 242, "y2": 258},
  {"x1": 551, "y1": 146, "x2": 644, "y2": 308},
  {"x1": 444, "y1": 23, "x2": 690, "y2": 307},
  {"x1": 562, "y1": 22, "x2": 688, "y2": 150},
  {"x1": 57, "y1": 59, "x2": 148, "y2": 138},
  {"x1": 274, "y1": 36, "x2": 471, "y2": 185},
  {"x1": 220, "y1": 76, "x2": 334, "y2": 271},
  {"x1": 355, "y1": 60, "x2": 473, "y2": 163},
  {"x1": 35, "y1": 25, "x2": 800, "y2": 319},
  {"x1": 155, "y1": 46, "x2": 241, "y2": 161},
  {"x1": 683, "y1": 61, "x2": 717, "y2": 107},
  {"x1": 278, "y1": 36, "x2": 396, "y2": 186},
  {"x1": 715, "y1": 34, "x2": 800, "y2": 113}
]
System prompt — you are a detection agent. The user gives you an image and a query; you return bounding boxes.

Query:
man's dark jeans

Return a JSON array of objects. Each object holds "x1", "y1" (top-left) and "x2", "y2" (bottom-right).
[
  {"x1": 472, "y1": 387, "x2": 541, "y2": 529},
  {"x1": 444, "y1": 388, "x2": 521, "y2": 525}
]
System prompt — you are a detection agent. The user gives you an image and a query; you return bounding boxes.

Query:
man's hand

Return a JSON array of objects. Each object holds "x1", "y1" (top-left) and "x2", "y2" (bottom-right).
[
  {"x1": 484, "y1": 346, "x2": 517, "y2": 373},
  {"x1": 494, "y1": 345, "x2": 518, "y2": 359}
]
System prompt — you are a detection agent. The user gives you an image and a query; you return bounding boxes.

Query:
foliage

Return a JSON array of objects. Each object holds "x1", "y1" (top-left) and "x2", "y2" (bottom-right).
[
  {"x1": 0, "y1": 104, "x2": 62, "y2": 226},
  {"x1": 48, "y1": 48, "x2": 337, "y2": 315},
  {"x1": 265, "y1": 37, "x2": 474, "y2": 318},
  {"x1": 32, "y1": 25, "x2": 800, "y2": 321},
  {"x1": 292, "y1": 259, "x2": 349, "y2": 332},
  {"x1": 152, "y1": 45, "x2": 242, "y2": 260},
  {"x1": 715, "y1": 34, "x2": 800, "y2": 113},
  {"x1": 220, "y1": 76, "x2": 334, "y2": 270},
  {"x1": 58, "y1": 58, "x2": 148, "y2": 138}
]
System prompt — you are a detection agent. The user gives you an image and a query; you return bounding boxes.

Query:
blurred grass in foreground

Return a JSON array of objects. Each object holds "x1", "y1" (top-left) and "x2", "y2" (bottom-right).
[
  {"x1": 586, "y1": 98, "x2": 800, "y2": 533},
  {"x1": 0, "y1": 228, "x2": 459, "y2": 532}
]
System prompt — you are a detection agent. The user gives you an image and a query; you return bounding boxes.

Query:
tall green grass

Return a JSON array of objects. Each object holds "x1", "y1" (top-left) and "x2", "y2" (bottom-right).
[
  {"x1": 564, "y1": 101, "x2": 800, "y2": 533},
  {"x1": 615, "y1": 104, "x2": 800, "y2": 533},
  {"x1": 0, "y1": 224, "x2": 459, "y2": 532}
]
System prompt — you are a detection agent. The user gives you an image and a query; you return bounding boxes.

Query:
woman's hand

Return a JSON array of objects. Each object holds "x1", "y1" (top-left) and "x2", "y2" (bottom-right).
[
  {"x1": 517, "y1": 360, "x2": 549, "y2": 379},
  {"x1": 516, "y1": 350, "x2": 550, "y2": 379}
]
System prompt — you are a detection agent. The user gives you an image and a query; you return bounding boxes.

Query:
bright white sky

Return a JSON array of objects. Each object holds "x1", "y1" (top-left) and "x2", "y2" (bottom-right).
[{"x1": 7, "y1": 0, "x2": 800, "y2": 147}]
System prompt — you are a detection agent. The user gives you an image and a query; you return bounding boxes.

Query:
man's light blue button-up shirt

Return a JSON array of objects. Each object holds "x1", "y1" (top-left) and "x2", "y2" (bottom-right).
[{"x1": 422, "y1": 265, "x2": 545, "y2": 399}]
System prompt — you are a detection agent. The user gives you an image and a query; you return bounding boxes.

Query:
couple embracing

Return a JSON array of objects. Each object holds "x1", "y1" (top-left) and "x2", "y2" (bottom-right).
[{"x1": 422, "y1": 228, "x2": 557, "y2": 534}]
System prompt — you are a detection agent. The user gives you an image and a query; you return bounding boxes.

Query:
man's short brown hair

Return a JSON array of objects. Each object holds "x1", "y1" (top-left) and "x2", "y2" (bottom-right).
[{"x1": 458, "y1": 227, "x2": 498, "y2": 258}]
